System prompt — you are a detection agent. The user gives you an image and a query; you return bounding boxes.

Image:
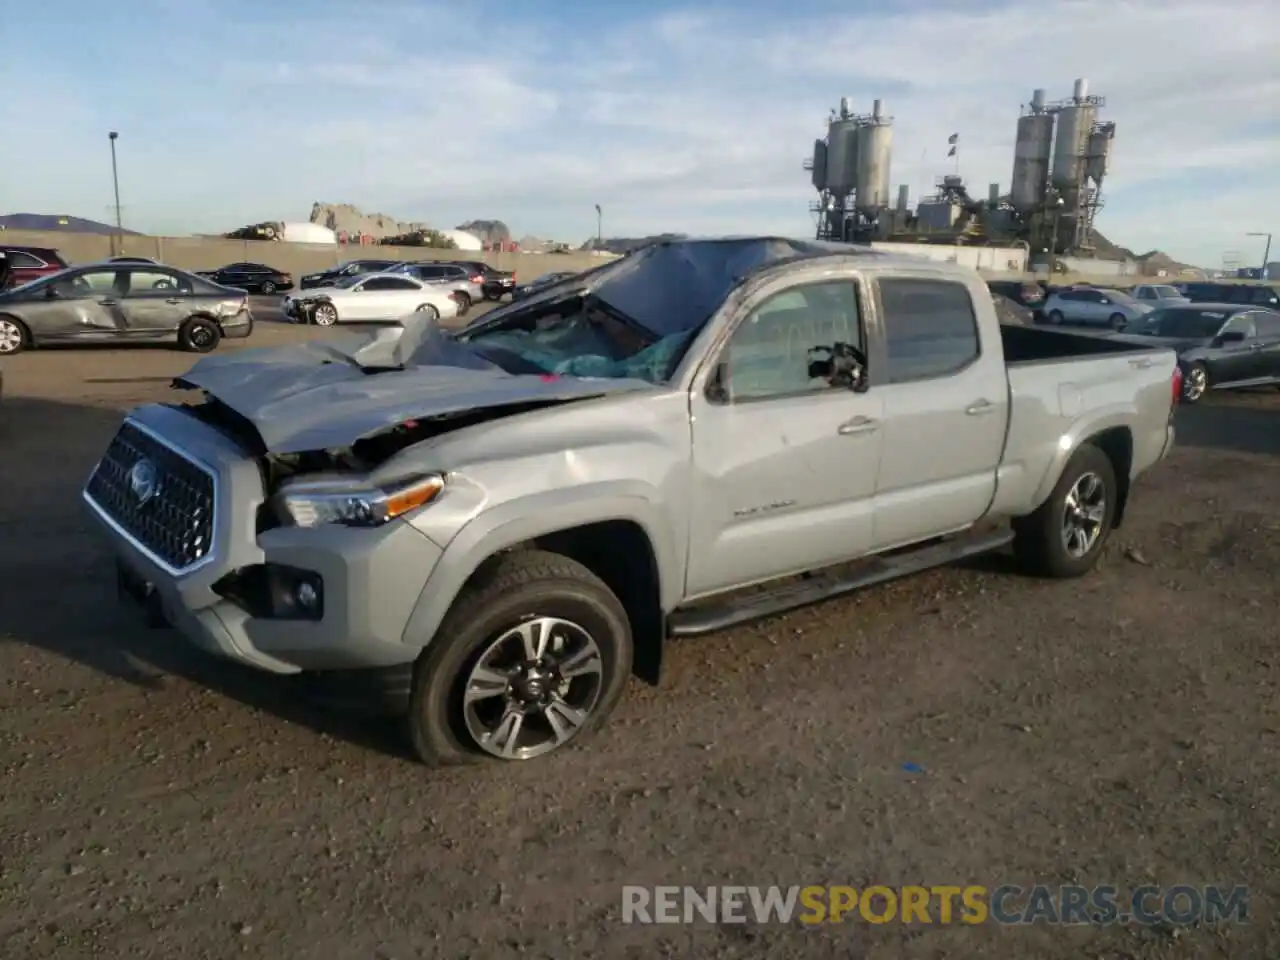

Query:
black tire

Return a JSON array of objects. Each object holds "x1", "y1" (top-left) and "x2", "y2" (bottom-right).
[
  {"x1": 407, "y1": 550, "x2": 633, "y2": 767},
  {"x1": 1182, "y1": 361, "x2": 1208, "y2": 404},
  {"x1": 1047, "y1": 309, "x2": 1064, "y2": 325},
  {"x1": 0, "y1": 314, "x2": 30, "y2": 355},
  {"x1": 1013, "y1": 444, "x2": 1117, "y2": 578},
  {"x1": 1108, "y1": 312, "x2": 1126, "y2": 330},
  {"x1": 178, "y1": 316, "x2": 221, "y2": 353},
  {"x1": 261, "y1": 280, "x2": 276, "y2": 295},
  {"x1": 415, "y1": 303, "x2": 440, "y2": 321},
  {"x1": 312, "y1": 302, "x2": 338, "y2": 326}
]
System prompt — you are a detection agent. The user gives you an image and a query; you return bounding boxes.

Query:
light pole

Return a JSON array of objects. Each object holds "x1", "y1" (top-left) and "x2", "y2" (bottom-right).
[
  {"x1": 1246, "y1": 232, "x2": 1272, "y2": 276},
  {"x1": 594, "y1": 204, "x2": 602, "y2": 249},
  {"x1": 108, "y1": 132, "x2": 123, "y2": 256}
]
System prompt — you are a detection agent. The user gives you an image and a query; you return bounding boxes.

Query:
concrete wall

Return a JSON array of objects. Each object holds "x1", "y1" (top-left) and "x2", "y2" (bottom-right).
[
  {"x1": 0, "y1": 229, "x2": 607, "y2": 279},
  {"x1": 867, "y1": 242, "x2": 1029, "y2": 274}
]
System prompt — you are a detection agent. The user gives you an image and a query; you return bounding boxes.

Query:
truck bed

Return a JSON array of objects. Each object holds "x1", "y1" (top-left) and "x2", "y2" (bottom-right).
[{"x1": 1000, "y1": 324, "x2": 1159, "y2": 365}]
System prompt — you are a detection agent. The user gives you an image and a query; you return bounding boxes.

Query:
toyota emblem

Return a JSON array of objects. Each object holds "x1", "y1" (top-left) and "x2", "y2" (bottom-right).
[{"x1": 128, "y1": 458, "x2": 158, "y2": 505}]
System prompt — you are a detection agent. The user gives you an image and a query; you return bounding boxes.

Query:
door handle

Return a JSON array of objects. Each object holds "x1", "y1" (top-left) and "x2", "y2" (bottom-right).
[
  {"x1": 99, "y1": 298, "x2": 117, "y2": 306},
  {"x1": 165, "y1": 297, "x2": 183, "y2": 304},
  {"x1": 965, "y1": 399, "x2": 997, "y2": 415},
  {"x1": 837, "y1": 416, "x2": 879, "y2": 436}
]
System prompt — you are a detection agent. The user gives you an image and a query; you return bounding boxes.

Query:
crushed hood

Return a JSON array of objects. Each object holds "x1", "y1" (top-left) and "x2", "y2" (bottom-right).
[{"x1": 173, "y1": 315, "x2": 653, "y2": 453}]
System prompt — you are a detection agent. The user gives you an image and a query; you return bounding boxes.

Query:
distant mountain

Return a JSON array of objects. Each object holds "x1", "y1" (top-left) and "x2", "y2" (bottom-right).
[
  {"x1": 0, "y1": 213, "x2": 141, "y2": 235},
  {"x1": 1090, "y1": 231, "x2": 1202, "y2": 276}
]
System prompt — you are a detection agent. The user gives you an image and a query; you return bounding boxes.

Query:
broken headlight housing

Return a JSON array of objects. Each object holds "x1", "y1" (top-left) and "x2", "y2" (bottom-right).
[{"x1": 273, "y1": 473, "x2": 444, "y2": 528}]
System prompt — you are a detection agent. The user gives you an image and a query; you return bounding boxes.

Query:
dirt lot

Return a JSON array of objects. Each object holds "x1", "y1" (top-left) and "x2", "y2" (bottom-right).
[{"x1": 1, "y1": 319, "x2": 1277, "y2": 959}]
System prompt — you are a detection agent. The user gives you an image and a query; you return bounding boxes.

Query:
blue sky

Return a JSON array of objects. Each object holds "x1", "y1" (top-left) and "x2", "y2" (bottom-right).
[{"x1": 2, "y1": 0, "x2": 1276, "y2": 266}]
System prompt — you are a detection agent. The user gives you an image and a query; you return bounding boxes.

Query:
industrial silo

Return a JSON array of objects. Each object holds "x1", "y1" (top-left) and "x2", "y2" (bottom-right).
[
  {"x1": 824, "y1": 118, "x2": 861, "y2": 194},
  {"x1": 1085, "y1": 123, "x2": 1114, "y2": 183},
  {"x1": 1051, "y1": 79, "x2": 1097, "y2": 191},
  {"x1": 1009, "y1": 89, "x2": 1054, "y2": 214},
  {"x1": 811, "y1": 139, "x2": 828, "y2": 191},
  {"x1": 854, "y1": 100, "x2": 892, "y2": 216}
]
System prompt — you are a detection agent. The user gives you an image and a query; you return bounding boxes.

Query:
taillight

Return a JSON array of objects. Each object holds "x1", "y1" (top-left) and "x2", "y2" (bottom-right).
[
  {"x1": 470, "y1": 274, "x2": 483, "y2": 284},
  {"x1": 1171, "y1": 365, "x2": 1183, "y2": 405}
]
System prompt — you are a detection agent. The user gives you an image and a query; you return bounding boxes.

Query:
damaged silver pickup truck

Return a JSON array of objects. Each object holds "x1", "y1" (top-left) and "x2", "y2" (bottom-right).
[{"x1": 83, "y1": 237, "x2": 1180, "y2": 767}]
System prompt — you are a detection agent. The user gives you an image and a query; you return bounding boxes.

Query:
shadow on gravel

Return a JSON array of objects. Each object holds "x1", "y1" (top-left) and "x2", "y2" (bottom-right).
[
  {"x1": 1175, "y1": 401, "x2": 1280, "y2": 457},
  {"x1": 0, "y1": 396, "x2": 406, "y2": 760}
]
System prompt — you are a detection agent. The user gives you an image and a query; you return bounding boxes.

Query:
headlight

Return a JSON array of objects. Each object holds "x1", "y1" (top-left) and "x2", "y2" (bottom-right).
[{"x1": 274, "y1": 474, "x2": 444, "y2": 528}]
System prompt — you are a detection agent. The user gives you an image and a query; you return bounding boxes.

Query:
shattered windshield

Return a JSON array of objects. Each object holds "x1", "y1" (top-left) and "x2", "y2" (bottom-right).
[{"x1": 461, "y1": 299, "x2": 695, "y2": 384}]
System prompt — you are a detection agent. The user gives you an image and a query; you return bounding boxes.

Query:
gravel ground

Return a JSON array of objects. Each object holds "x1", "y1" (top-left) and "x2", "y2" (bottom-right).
[{"x1": 0, "y1": 325, "x2": 1277, "y2": 959}]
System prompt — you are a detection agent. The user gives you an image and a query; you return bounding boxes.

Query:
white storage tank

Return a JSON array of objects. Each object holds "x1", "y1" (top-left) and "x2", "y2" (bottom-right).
[
  {"x1": 280, "y1": 222, "x2": 338, "y2": 244},
  {"x1": 824, "y1": 118, "x2": 861, "y2": 194},
  {"x1": 854, "y1": 119, "x2": 892, "y2": 215},
  {"x1": 440, "y1": 229, "x2": 484, "y2": 251}
]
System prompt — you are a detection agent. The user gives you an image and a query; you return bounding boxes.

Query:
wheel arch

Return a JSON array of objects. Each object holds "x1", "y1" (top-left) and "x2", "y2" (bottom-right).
[
  {"x1": 1028, "y1": 417, "x2": 1134, "y2": 527},
  {"x1": 402, "y1": 490, "x2": 677, "y2": 686}
]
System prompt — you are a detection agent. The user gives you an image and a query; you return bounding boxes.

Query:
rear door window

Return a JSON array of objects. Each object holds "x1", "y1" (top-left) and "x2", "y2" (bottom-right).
[{"x1": 878, "y1": 278, "x2": 981, "y2": 384}]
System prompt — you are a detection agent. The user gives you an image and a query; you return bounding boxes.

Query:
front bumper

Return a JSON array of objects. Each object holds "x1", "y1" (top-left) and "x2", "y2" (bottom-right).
[{"x1": 83, "y1": 405, "x2": 443, "y2": 674}]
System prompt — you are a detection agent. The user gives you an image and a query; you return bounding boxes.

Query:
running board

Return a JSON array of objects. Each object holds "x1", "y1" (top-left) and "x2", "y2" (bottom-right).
[{"x1": 667, "y1": 527, "x2": 1015, "y2": 638}]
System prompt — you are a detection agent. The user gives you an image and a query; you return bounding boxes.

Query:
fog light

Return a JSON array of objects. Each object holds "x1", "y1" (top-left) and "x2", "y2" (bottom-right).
[{"x1": 296, "y1": 581, "x2": 318, "y2": 610}]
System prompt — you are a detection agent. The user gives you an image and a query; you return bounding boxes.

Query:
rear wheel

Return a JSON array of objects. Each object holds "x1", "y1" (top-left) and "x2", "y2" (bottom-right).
[
  {"x1": 0, "y1": 315, "x2": 29, "y2": 355},
  {"x1": 178, "y1": 316, "x2": 221, "y2": 353},
  {"x1": 416, "y1": 303, "x2": 440, "y2": 320},
  {"x1": 406, "y1": 550, "x2": 633, "y2": 767},
  {"x1": 452, "y1": 291, "x2": 471, "y2": 316},
  {"x1": 1182, "y1": 362, "x2": 1208, "y2": 403},
  {"x1": 1108, "y1": 312, "x2": 1127, "y2": 329},
  {"x1": 1047, "y1": 309, "x2": 1064, "y2": 325},
  {"x1": 1013, "y1": 444, "x2": 1117, "y2": 578},
  {"x1": 261, "y1": 280, "x2": 277, "y2": 295}
]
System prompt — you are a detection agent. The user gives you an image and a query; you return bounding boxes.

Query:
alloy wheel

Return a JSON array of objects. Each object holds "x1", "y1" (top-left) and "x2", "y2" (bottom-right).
[
  {"x1": 462, "y1": 616, "x2": 604, "y2": 760},
  {"x1": 0, "y1": 319, "x2": 23, "y2": 354},
  {"x1": 1061, "y1": 471, "x2": 1106, "y2": 559}
]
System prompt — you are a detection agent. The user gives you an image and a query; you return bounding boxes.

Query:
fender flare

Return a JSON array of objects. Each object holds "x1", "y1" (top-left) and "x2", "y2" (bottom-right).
[
  {"x1": 400, "y1": 484, "x2": 679, "y2": 652},
  {"x1": 1027, "y1": 408, "x2": 1135, "y2": 511}
]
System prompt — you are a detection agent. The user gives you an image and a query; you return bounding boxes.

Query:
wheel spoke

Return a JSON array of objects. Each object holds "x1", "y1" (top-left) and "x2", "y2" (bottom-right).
[
  {"x1": 464, "y1": 665, "x2": 511, "y2": 703},
  {"x1": 485, "y1": 709, "x2": 525, "y2": 758},
  {"x1": 543, "y1": 698, "x2": 587, "y2": 744},
  {"x1": 514, "y1": 618, "x2": 550, "y2": 662},
  {"x1": 1083, "y1": 504, "x2": 1106, "y2": 524},
  {"x1": 557, "y1": 644, "x2": 602, "y2": 679}
]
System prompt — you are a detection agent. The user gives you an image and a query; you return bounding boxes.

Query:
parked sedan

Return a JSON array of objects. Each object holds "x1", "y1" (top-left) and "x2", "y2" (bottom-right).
[
  {"x1": 1109, "y1": 303, "x2": 1280, "y2": 403},
  {"x1": 389, "y1": 262, "x2": 484, "y2": 314},
  {"x1": 0, "y1": 263, "x2": 253, "y2": 355},
  {"x1": 282, "y1": 272, "x2": 459, "y2": 326},
  {"x1": 1042, "y1": 287, "x2": 1152, "y2": 329},
  {"x1": 199, "y1": 261, "x2": 294, "y2": 294},
  {"x1": 1130, "y1": 283, "x2": 1189, "y2": 306}
]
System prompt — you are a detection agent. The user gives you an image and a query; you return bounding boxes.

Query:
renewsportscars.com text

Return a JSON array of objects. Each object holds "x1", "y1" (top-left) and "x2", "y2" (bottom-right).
[{"x1": 621, "y1": 884, "x2": 1249, "y2": 926}]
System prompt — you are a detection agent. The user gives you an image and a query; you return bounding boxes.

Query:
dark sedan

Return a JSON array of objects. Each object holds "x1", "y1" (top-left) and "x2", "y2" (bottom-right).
[
  {"x1": 0, "y1": 263, "x2": 253, "y2": 355},
  {"x1": 300, "y1": 259, "x2": 402, "y2": 289},
  {"x1": 198, "y1": 261, "x2": 294, "y2": 294},
  {"x1": 1109, "y1": 303, "x2": 1280, "y2": 403}
]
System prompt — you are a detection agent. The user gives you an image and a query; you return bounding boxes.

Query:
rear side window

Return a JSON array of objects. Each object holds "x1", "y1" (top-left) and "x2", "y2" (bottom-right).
[
  {"x1": 1250, "y1": 286, "x2": 1280, "y2": 306},
  {"x1": 879, "y1": 278, "x2": 980, "y2": 384},
  {"x1": 5, "y1": 250, "x2": 45, "y2": 268},
  {"x1": 1255, "y1": 312, "x2": 1280, "y2": 336}
]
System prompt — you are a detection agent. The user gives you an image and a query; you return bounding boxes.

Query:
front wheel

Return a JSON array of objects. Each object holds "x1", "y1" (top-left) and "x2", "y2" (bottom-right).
[
  {"x1": 312, "y1": 302, "x2": 338, "y2": 326},
  {"x1": 1013, "y1": 444, "x2": 1117, "y2": 578},
  {"x1": 1047, "y1": 309, "x2": 1064, "y2": 325},
  {"x1": 1108, "y1": 312, "x2": 1127, "y2": 330},
  {"x1": 1182, "y1": 362, "x2": 1208, "y2": 403},
  {"x1": 406, "y1": 550, "x2": 633, "y2": 767},
  {"x1": 415, "y1": 303, "x2": 440, "y2": 321},
  {"x1": 0, "y1": 315, "x2": 29, "y2": 355},
  {"x1": 178, "y1": 316, "x2": 222, "y2": 353},
  {"x1": 261, "y1": 280, "x2": 277, "y2": 295}
]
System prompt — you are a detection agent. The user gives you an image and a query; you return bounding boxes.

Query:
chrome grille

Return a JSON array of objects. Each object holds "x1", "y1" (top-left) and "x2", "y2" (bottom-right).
[{"x1": 85, "y1": 421, "x2": 216, "y2": 573}]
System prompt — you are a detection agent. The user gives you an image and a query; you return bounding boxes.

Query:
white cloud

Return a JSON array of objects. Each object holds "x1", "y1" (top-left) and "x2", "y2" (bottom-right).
[{"x1": 1, "y1": 0, "x2": 1276, "y2": 265}]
